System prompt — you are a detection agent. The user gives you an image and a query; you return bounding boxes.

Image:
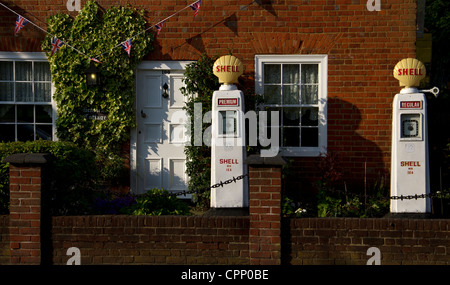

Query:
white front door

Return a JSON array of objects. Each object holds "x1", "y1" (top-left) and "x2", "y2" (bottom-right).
[{"x1": 132, "y1": 62, "x2": 192, "y2": 196}]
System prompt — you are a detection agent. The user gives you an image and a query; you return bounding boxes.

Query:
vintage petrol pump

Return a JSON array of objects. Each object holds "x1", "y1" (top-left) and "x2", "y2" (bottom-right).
[
  {"x1": 390, "y1": 58, "x2": 438, "y2": 213},
  {"x1": 210, "y1": 55, "x2": 248, "y2": 208}
]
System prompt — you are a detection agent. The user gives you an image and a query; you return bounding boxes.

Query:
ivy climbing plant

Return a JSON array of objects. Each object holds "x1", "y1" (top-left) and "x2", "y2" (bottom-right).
[
  {"x1": 181, "y1": 54, "x2": 220, "y2": 209},
  {"x1": 42, "y1": 0, "x2": 154, "y2": 154}
]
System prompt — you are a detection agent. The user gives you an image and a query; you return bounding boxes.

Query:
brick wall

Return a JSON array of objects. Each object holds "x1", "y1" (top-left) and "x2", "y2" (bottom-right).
[
  {"x1": 52, "y1": 215, "x2": 249, "y2": 265},
  {"x1": 1, "y1": 158, "x2": 450, "y2": 266},
  {"x1": 248, "y1": 163, "x2": 283, "y2": 265},
  {"x1": 0, "y1": 215, "x2": 9, "y2": 264},
  {"x1": 0, "y1": 0, "x2": 417, "y2": 190},
  {"x1": 288, "y1": 218, "x2": 450, "y2": 265}
]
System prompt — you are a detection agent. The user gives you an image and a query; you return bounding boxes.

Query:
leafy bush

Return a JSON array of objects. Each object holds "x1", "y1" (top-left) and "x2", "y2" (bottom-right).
[
  {"x1": 93, "y1": 189, "x2": 191, "y2": 216},
  {"x1": 123, "y1": 189, "x2": 191, "y2": 216},
  {"x1": 0, "y1": 140, "x2": 98, "y2": 215},
  {"x1": 93, "y1": 191, "x2": 137, "y2": 214},
  {"x1": 41, "y1": 0, "x2": 153, "y2": 154},
  {"x1": 181, "y1": 54, "x2": 219, "y2": 209}
]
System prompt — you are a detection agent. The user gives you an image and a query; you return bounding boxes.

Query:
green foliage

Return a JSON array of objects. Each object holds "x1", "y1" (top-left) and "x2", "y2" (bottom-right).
[
  {"x1": 181, "y1": 54, "x2": 220, "y2": 209},
  {"x1": 0, "y1": 163, "x2": 9, "y2": 214},
  {"x1": 0, "y1": 140, "x2": 98, "y2": 215},
  {"x1": 41, "y1": 0, "x2": 154, "y2": 153},
  {"x1": 282, "y1": 195, "x2": 307, "y2": 217},
  {"x1": 95, "y1": 152, "x2": 128, "y2": 188},
  {"x1": 181, "y1": 53, "x2": 264, "y2": 209},
  {"x1": 122, "y1": 189, "x2": 191, "y2": 216}
]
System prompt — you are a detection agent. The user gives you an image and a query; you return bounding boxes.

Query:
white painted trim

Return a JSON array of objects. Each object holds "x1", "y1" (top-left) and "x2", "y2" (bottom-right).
[
  {"x1": 254, "y1": 54, "x2": 328, "y2": 157},
  {"x1": 0, "y1": 52, "x2": 47, "y2": 60},
  {"x1": 0, "y1": 52, "x2": 57, "y2": 141},
  {"x1": 131, "y1": 61, "x2": 192, "y2": 194},
  {"x1": 136, "y1": 61, "x2": 194, "y2": 70}
]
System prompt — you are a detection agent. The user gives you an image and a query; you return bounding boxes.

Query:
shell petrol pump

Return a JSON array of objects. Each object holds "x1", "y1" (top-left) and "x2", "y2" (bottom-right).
[
  {"x1": 210, "y1": 55, "x2": 248, "y2": 208},
  {"x1": 390, "y1": 58, "x2": 439, "y2": 214}
]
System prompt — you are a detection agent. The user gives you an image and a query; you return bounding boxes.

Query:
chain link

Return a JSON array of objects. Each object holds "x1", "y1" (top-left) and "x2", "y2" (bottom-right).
[
  {"x1": 321, "y1": 187, "x2": 450, "y2": 201},
  {"x1": 389, "y1": 190, "x2": 450, "y2": 200},
  {"x1": 153, "y1": 173, "x2": 450, "y2": 201},
  {"x1": 167, "y1": 173, "x2": 249, "y2": 197}
]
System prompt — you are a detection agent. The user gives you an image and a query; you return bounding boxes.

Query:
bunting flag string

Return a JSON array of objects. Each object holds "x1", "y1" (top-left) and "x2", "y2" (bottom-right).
[
  {"x1": 190, "y1": 0, "x2": 201, "y2": 19},
  {"x1": 0, "y1": 0, "x2": 202, "y2": 63},
  {"x1": 155, "y1": 21, "x2": 165, "y2": 37},
  {"x1": 50, "y1": 37, "x2": 64, "y2": 56},
  {"x1": 14, "y1": 15, "x2": 29, "y2": 35},
  {"x1": 121, "y1": 39, "x2": 132, "y2": 57}
]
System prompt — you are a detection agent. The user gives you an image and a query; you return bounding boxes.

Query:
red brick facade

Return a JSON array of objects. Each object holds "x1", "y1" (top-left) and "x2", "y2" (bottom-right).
[{"x1": 0, "y1": 0, "x2": 418, "y2": 191}]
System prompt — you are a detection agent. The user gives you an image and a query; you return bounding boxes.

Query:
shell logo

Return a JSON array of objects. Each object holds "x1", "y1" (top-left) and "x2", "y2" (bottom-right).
[
  {"x1": 393, "y1": 58, "x2": 426, "y2": 87},
  {"x1": 213, "y1": 55, "x2": 244, "y2": 85}
]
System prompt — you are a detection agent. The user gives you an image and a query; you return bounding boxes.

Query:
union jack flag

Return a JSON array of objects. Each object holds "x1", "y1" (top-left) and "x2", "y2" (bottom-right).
[
  {"x1": 50, "y1": 37, "x2": 64, "y2": 56},
  {"x1": 190, "y1": 0, "x2": 201, "y2": 18},
  {"x1": 155, "y1": 21, "x2": 165, "y2": 37},
  {"x1": 121, "y1": 39, "x2": 132, "y2": 57},
  {"x1": 14, "y1": 15, "x2": 29, "y2": 36}
]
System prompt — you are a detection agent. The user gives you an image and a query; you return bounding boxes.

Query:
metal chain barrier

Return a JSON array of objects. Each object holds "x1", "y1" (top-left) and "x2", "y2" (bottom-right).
[
  {"x1": 167, "y1": 173, "x2": 249, "y2": 197},
  {"x1": 320, "y1": 187, "x2": 450, "y2": 201}
]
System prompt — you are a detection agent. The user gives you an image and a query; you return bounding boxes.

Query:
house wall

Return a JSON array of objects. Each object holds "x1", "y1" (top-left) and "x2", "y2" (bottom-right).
[{"x1": 0, "y1": 0, "x2": 418, "y2": 193}]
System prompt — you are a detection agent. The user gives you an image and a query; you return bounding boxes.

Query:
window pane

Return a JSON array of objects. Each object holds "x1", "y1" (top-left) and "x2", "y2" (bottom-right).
[
  {"x1": 301, "y1": 127, "x2": 318, "y2": 147},
  {"x1": 301, "y1": 64, "x2": 318, "y2": 84},
  {"x1": 301, "y1": 85, "x2": 318, "y2": 104},
  {"x1": 17, "y1": 105, "x2": 33, "y2": 123},
  {"x1": 36, "y1": 105, "x2": 52, "y2": 123},
  {"x1": 34, "y1": 82, "x2": 51, "y2": 102},
  {"x1": 264, "y1": 85, "x2": 281, "y2": 104},
  {"x1": 283, "y1": 85, "x2": 300, "y2": 105},
  {"x1": 0, "y1": 105, "x2": 15, "y2": 122},
  {"x1": 283, "y1": 127, "x2": 300, "y2": 147},
  {"x1": 34, "y1": 62, "x2": 51, "y2": 81},
  {"x1": 0, "y1": 125, "x2": 15, "y2": 142},
  {"x1": 17, "y1": 124, "x2": 34, "y2": 141},
  {"x1": 282, "y1": 64, "x2": 300, "y2": 83},
  {"x1": 301, "y1": 107, "x2": 319, "y2": 126},
  {"x1": 283, "y1": 107, "x2": 300, "y2": 126},
  {"x1": 0, "y1": 82, "x2": 14, "y2": 101},
  {"x1": 36, "y1": 125, "x2": 52, "y2": 140},
  {"x1": 0, "y1": 61, "x2": 13, "y2": 80},
  {"x1": 16, "y1": 82, "x2": 33, "y2": 101},
  {"x1": 218, "y1": 110, "x2": 237, "y2": 136},
  {"x1": 264, "y1": 64, "x2": 281, "y2": 83},
  {"x1": 15, "y1": 62, "x2": 32, "y2": 81}
]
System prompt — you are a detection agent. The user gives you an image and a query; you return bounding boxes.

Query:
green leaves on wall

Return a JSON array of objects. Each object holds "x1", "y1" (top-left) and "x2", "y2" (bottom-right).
[{"x1": 42, "y1": 0, "x2": 154, "y2": 153}]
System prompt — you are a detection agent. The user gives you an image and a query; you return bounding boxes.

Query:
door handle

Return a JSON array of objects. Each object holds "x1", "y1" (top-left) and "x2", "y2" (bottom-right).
[
  {"x1": 162, "y1": 83, "x2": 169, "y2": 99},
  {"x1": 140, "y1": 110, "x2": 147, "y2": 118}
]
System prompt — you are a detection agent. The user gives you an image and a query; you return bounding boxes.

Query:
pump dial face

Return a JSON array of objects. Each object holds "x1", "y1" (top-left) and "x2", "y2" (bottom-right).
[{"x1": 402, "y1": 119, "x2": 419, "y2": 137}]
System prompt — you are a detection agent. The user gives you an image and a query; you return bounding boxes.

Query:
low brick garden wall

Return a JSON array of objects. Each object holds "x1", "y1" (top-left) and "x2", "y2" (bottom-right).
[
  {"x1": 0, "y1": 153, "x2": 449, "y2": 265},
  {"x1": 287, "y1": 218, "x2": 450, "y2": 265}
]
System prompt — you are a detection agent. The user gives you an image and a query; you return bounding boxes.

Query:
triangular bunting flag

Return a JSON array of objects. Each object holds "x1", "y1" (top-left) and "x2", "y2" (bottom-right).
[
  {"x1": 50, "y1": 37, "x2": 64, "y2": 56},
  {"x1": 190, "y1": 0, "x2": 201, "y2": 19},
  {"x1": 155, "y1": 21, "x2": 165, "y2": 36},
  {"x1": 121, "y1": 39, "x2": 132, "y2": 57},
  {"x1": 14, "y1": 15, "x2": 29, "y2": 35}
]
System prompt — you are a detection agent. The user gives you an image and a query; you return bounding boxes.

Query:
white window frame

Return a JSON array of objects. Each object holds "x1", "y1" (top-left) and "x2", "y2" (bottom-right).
[
  {"x1": 255, "y1": 54, "x2": 328, "y2": 157},
  {"x1": 0, "y1": 52, "x2": 57, "y2": 141}
]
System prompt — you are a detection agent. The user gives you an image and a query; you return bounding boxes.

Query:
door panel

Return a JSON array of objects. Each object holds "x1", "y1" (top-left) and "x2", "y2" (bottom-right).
[{"x1": 136, "y1": 69, "x2": 189, "y2": 195}]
